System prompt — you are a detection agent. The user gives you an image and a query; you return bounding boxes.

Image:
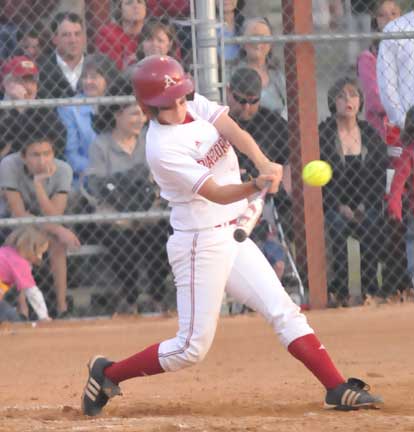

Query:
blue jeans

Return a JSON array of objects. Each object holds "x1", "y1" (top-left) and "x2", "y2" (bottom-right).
[{"x1": 325, "y1": 208, "x2": 382, "y2": 300}]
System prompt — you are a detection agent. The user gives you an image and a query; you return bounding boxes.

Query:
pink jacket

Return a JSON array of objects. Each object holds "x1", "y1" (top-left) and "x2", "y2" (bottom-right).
[{"x1": 357, "y1": 49, "x2": 387, "y2": 140}]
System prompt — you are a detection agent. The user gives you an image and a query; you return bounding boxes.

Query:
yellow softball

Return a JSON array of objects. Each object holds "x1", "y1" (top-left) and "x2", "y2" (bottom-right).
[{"x1": 302, "y1": 160, "x2": 332, "y2": 187}]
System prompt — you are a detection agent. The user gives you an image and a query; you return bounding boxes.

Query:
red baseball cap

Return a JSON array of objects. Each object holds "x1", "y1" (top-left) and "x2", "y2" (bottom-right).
[{"x1": 2, "y1": 56, "x2": 39, "y2": 78}]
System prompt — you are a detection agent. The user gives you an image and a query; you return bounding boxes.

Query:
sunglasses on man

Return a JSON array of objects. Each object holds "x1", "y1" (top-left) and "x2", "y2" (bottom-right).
[{"x1": 231, "y1": 91, "x2": 260, "y2": 105}]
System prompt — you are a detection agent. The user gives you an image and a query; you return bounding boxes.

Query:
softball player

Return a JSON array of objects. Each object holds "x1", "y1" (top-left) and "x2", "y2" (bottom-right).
[{"x1": 81, "y1": 55, "x2": 382, "y2": 415}]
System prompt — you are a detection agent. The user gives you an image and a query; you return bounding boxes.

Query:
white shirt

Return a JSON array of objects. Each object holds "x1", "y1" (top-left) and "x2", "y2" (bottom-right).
[
  {"x1": 56, "y1": 52, "x2": 84, "y2": 92},
  {"x1": 377, "y1": 11, "x2": 414, "y2": 127},
  {"x1": 146, "y1": 93, "x2": 247, "y2": 231}
]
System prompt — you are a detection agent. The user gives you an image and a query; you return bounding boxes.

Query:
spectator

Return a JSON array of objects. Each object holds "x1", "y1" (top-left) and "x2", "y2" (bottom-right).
[
  {"x1": 387, "y1": 105, "x2": 414, "y2": 288},
  {"x1": 86, "y1": 77, "x2": 169, "y2": 313},
  {"x1": 13, "y1": 24, "x2": 43, "y2": 62},
  {"x1": 0, "y1": 111, "x2": 80, "y2": 317},
  {"x1": 0, "y1": 56, "x2": 66, "y2": 159},
  {"x1": 0, "y1": 225, "x2": 50, "y2": 321},
  {"x1": 377, "y1": 6, "x2": 414, "y2": 129},
  {"x1": 37, "y1": 12, "x2": 86, "y2": 99},
  {"x1": 235, "y1": 17, "x2": 287, "y2": 118},
  {"x1": 57, "y1": 54, "x2": 120, "y2": 186},
  {"x1": 227, "y1": 67, "x2": 289, "y2": 281},
  {"x1": 320, "y1": 77, "x2": 388, "y2": 307},
  {"x1": 357, "y1": 0, "x2": 401, "y2": 141},
  {"x1": 313, "y1": 0, "x2": 344, "y2": 31},
  {"x1": 146, "y1": 0, "x2": 189, "y2": 17},
  {"x1": 0, "y1": 6, "x2": 18, "y2": 61},
  {"x1": 95, "y1": 0, "x2": 146, "y2": 71},
  {"x1": 136, "y1": 17, "x2": 179, "y2": 61},
  {"x1": 216, "y1": 0, "x2": 245, "y2": 65}
]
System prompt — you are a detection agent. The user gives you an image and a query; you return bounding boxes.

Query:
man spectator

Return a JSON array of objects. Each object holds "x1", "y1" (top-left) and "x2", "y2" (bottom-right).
[
  {"x1": 377, "y1": 8, "x2": 414, "y2": 130},
  {"x1": 227, "y1": 67, "x2": 290, "y2": 282},
  {"x1": 0, "y1": 56, "x2": 66, "y2": 159},
  {"x1": 0, "y1": 110, "x2": 80, "y2": 317},
  {"x1": 37, "y1": 11, "x2": 85, "y2": 99}
]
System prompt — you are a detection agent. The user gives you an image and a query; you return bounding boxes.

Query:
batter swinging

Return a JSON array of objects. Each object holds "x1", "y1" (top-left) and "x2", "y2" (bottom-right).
[{"x1": 81, "y1": 55, "x2": 383, "y2": 415}]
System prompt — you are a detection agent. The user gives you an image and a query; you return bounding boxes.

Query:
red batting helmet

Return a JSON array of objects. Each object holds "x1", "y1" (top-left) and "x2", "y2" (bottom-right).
[{"x1": 132, "y1": 55, "x2": 194, "y2": 108}]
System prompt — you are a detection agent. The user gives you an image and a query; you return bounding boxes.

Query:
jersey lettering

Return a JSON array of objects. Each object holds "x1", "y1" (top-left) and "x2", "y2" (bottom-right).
[
  {"x1": 196, "y1": 136, "x2": 231, "y2": 168},
  {"x1": 164, "y1": 74, "x2": 177, "y2": 88}
]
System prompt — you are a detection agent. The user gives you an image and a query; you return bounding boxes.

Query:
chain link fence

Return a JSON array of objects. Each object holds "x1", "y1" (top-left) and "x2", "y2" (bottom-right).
[{"x1": 0, "y1": 0, "x2": 413, "y2": 321}]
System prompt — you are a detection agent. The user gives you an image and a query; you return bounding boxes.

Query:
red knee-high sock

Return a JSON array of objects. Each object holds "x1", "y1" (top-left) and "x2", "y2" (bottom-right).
[
  {"x1": 104, "y1": 343, "x2": 164, "y2": 384},
  {"x1": 288, "y1": 334, "x2": 345, "y2": 389}
]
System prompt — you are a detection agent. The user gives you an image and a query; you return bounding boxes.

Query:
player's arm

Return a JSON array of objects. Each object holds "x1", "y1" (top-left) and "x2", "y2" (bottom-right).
[
  {"x1": 198, "y1": 174, "x2": 275, "y2": 205},
  {"x1": 214, "y1": 112, "x2": 282, "y2": 192}
]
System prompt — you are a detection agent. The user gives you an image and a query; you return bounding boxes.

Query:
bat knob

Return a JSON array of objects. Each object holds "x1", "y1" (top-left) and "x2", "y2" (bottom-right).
[{"x1": 233, "y1": 228, "x2": 247, "y2": 243}]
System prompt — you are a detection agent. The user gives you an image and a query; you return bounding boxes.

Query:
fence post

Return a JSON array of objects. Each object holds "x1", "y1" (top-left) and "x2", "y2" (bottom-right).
[
  {"x1": 195, "y1": 0, "x2": 220, "y2": 101},
  {"x1": 282, "y1": 0, "x2": 328, "y2": 309}
]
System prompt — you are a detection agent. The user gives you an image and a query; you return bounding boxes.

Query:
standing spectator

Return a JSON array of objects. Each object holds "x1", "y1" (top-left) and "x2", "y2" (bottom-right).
[
  {"x1": 0, "y1": 112, "x2": 80, "y2": 317},
  {"x1": 235, "y1": 17, "x2": 287, "y2": 118},
  {"x1": 320, "y1": 77, "x2": 388, "y2": 306},
  {"x1": 37, "y1": 12, "x2": 86, "y2": 99},
  {"x1": 377, "y1": 7, "x2": 414, "y2": 129},
  {"x1": 357, "y1": 0, "x2": 401, "y2": 140},
  {"x1": 0, "y1": 4, "x2": 18, "y2": 61},
  {"x1": 136, "y1": 17, "x2": 179, "y2": 61},
  {"x1": 95, "y1": 0, "x2": 146, "y2": 71},
  {"x1": 216, "y1": 0, "x2": 245, "y2": 66},
  {"x1": 0, "y1": 56, "x2": 66, "y2": 159},
  {"x1": 57, "y1": 54, "x2": 120, "y2": 186}
]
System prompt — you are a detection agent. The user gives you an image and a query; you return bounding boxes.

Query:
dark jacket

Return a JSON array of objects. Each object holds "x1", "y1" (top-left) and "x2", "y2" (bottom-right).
[
  {"x1": 37, "y1": 54, "x2": 81, "y2": 99},
  {"x1": 319, "y1": 116, "x2": 388, "y2": 213}
]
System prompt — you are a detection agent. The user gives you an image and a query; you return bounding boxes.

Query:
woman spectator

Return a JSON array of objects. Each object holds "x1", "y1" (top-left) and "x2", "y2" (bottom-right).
[
  {"x1": 95, "y1": 0, "x2": 147, "y2": 70},
  {"x1": 86, "y1": 77, "x2": 169, "y2": 314},
  {"x1": 235, "y1": 17, "x2": 287, "y2": 118},
  {"x1": 216, "y1": 0, "x2": 245, "y2": 65},
  {"x1": 319, "y1": 77, "x2": 388, "y2": 307},
  {"x1": 57, "y1": 54, "x2": 120, "y2": 187},
  {"x1": 136, "y1": 17, "x2": 179, "y2": 61},
  {"x1": 357, "y1": 0, "x2": 401, "y2": 140}
]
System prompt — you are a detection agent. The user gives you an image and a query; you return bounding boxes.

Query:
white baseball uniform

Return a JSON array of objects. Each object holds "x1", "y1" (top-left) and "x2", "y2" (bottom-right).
[{"x1": 146, "y1": 93, "x2": 314, "y2": 372}]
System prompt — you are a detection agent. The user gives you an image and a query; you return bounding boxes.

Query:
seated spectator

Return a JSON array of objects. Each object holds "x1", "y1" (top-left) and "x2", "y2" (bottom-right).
[
  {"x1": 57, "y1": 54, "x2": 120, "y2": 186},
  {"x1": 0, "y1": 111, "x2": 80, "y2": 317},
  {"x1": 86, "y1": 76, "x2": 169, "y2": 313},
  {"x1": 0, "y1": 10, "x2": 18, "y2": 61},
  {"x1": 37, "y1": 11, "x2": 86, "y2": 99},
  {"x1": 0, "y1": 225, "x2": 50, "y2": 321},
  {"x1": 234, "y1": 17, "x2": 287, "y2": 118},
  {"x1": 0, "y1": 56, "x2": 66, "y2": 159},
  {"x1": 95, "y1": 0, "x2": 146, "y2": 71},
  {"x1": 320, "y1": 77, "x2": 388, "y2": 307},
  {"x1": 136, "y1": 17, "x2": 180, "y2": 61},
  {"x1": 216, "y1": 0, "x2": 245, "y2": 66},
  {"x1": 13, "y1": 23, "x2": 43, "y2": 62},
  {"x1": 357, "y1": 0, "x2": 401, "y2": 140},
  {"x1": 146, "y1": 0, "x2": 189, "y2": 17}
]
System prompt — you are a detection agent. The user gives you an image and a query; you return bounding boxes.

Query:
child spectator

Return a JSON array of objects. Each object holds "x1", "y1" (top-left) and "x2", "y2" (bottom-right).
[
  {"x1": 57, "y1": 54, "x2": 120, "y2": 186},
  {"x1": 0, "y1": 111, "x2": 80, "y2": 318},
  {"x1": 0, "y1": 226, "x2": 50, "y2": 321},
  {"x1": 136, "y1": 17, "x2": 179, "y2": 61},
  {"x1": 95, "y1": 0, "x2": 147, "y2": 70},
  {"x1": 357, "y1": 0, "x2": 401, "y2": 140},
  {"x1": 14, "y1": 24, "x2": 43, "y2": 62}
]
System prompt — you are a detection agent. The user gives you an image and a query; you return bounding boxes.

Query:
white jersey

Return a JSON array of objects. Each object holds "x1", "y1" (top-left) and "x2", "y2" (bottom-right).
[{"x1": 146, "y1": 93, "x2": 248, "y2": 230}]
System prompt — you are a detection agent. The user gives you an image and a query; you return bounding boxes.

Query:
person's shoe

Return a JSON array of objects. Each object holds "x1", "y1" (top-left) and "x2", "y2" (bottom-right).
[
  {"x1": 324, "y1": 378, "x2": 383, "y2": 411},
  {"x1": 81, "y1": 355, "x2": 122, "y2": 416}
]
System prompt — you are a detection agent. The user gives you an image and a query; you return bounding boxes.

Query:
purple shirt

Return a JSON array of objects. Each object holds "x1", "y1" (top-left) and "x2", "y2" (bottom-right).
[{"x1": 0, "y1": 246, "x2": 36, "y2": 291}]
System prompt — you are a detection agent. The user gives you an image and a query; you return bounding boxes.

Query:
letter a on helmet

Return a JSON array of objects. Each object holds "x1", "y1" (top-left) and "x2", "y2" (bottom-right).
[{"x1": 132, "y1": 55, "x2": 194, "y2": 108}]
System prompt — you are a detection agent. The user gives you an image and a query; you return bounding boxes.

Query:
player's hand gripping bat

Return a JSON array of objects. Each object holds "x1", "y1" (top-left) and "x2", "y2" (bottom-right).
[{"x1": 233, "y1": 182, "x2": 271, "y2": 243}]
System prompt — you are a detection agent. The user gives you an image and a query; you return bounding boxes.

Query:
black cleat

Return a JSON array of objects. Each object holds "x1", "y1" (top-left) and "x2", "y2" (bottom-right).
[
  {"x1": 81, "y1": 355, "x2": 122, "y2": 416},
  {"x1": 324, "y1": 378, "x2": 383, "y2": 411}
]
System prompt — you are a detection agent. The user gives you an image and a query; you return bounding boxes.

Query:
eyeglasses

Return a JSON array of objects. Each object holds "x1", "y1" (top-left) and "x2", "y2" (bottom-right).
[{"x1": 232, "y1": 92, "x2": 260, "y2": 105}]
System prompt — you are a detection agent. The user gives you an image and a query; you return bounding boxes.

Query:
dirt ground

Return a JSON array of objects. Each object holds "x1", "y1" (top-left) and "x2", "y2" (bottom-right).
[{"x1": 1, "y1": 303, "x2": 414, "y2": 432}]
